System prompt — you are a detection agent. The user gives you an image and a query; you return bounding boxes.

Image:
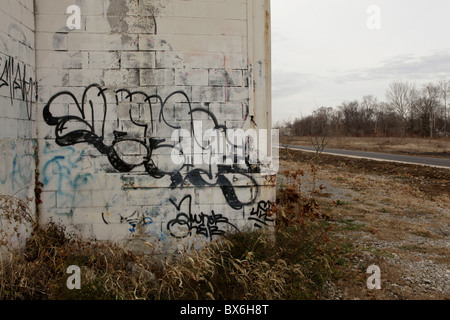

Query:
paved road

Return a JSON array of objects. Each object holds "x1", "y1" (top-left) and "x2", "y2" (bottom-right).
[{"x1": 280, "y1": 145, "x2": 450, "y2": 169}]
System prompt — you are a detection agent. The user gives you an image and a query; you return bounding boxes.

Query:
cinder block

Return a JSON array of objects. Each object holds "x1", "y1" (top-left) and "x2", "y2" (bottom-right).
[
  {"x1": 20, "y1": 0, "x2": 34, "y2": 13},
  {"x1": 88, "y1": 51, "x2": 120, "y2": 69},
  {"x1": 139, "y1": 34, "x2": 174, "y2": 51},
  {"x1": 175, "y1": 69, "x2": 208, "y2": 86},
  {"x1": 169, "y1": 1, "x2": 247, "y2": 20},
  {"x1": 71, "y1": 208, "x2": 105, "y2": 225},
  {"x1": 92, "y1": 189, "x2": 126, "y2": 208},
  {"x1": 226, "y1": 87, "x2": 249, "y2": 102},
  {"x1": 125, "y1": 15, "x2": 157, "y2": 34},
  {"x1": 155, "y1": 51, "x2": 184, "y2": 69},
  {"x1": 53, "y1": 51, "x2": 88, "y2": 69},
  {"x1": 103, "y1": 69, "x2": 140, "y2": 87},
  {"x1": 68, "y1": 33, "x2": 138, "y2": 51},
  {"x1": 192, "y1": 86, "x2": 226, "y2": 103},
  {"x1": 35, "y1": 32, "x2": 68, "y2": 51},
  {"x1": 35, "y1": 0, "x2": 104, "y2": 16},
  {"x1": 140, "y1": 69, "x2": 175, "y2": 86},
  {"x1": 106, "y1": 0, "x2": 139, "y2": 16},
  {"x1": 9, "y1": 0, "x2": 22, "y2": 22},
  {"x1": 20, "y1": 5, "x2": 35, "y2": 31},
  {"x1": 182, "y1": 52, "x2": 225, "y2": 69},
  {"x1": 66, "y1": 224, "x2": 94, "y2": 239},
  {"x1": 36, "y1": 68, "x2": 69, "y2": 87},
  {"x1": 85, "y1": 16, "x2": 112, "y2": 33},
  {"x1": 35, "y1": 14, "x2": 68, "y2": 33},
  {"x1": 121, "y1": 51, "x2": 155, "y2": 69},
  {"x1": 170, "y1": 34, "x2": 244, "y2": 54},
  {"x1": 224, "y1": 53, "x2": 248, "y2": 69},
  {"x1": 209, "y1": 102, "x2": 248, "y2": 121},
  {"x1": 157, "y1": 17, "x2": 247, "y2": 37},
  {"x1": 68, "y1": 69, "x2": 104, "y2": 87},
  {"x1": 92, "y1": 223, "x2": 130, "y2": 241},
  {"x1": 209, "y1": 69, "x2": 244, "y2": 87}
]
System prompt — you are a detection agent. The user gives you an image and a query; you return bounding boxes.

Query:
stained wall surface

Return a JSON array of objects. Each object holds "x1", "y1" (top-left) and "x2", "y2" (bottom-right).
[
  {"x1": 0, "y1": 0, "x2": 37, "y2": 249},
  {"x1": 2, "y1": 0, "x2": 273, "y2": 252}
]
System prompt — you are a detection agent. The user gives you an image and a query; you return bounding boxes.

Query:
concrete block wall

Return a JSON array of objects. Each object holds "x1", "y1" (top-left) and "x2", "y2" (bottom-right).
[
  {"x1": 0, "y1": 0, "x2": 37, "y2": 249},
  {"x1": 0, "y1": 0, "x2": 274, "y2": 253}
]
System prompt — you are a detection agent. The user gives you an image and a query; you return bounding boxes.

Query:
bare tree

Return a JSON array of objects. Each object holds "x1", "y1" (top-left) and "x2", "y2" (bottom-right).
[
  {"x1": 438, "y1": 79, "x2": 450, "y2": 135},
  {"x1": 374, "y1": 101, "x2": 394, "y2": 136},
  {"x1": 419, "y1": 82, "x2": 441, "y2": 138},
  {"x1": 360, "y1": 95, "x2": 378, "y2": 135},
  {"x1": 339, "y1": 100, "x2": 359, "y2": 136},
  {"x1": 276, "y1": 120, "x2": 296, "y2": 156},
  {"x1": 386, "y1": 81, "x2": 415, "y2": 136},
  {"x1": 309, "y1": 109, "x2": 331, "y2": 193}
]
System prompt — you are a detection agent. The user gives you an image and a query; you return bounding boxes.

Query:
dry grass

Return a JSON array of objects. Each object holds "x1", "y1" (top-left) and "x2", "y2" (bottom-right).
[
  {"x1": 282, "y1": 136, "x2": 450, "y2": 157},
  {"x1": 0, "y1": 220, "x2": 348, "y2": 300},
  {"x1": 0, "y1": 172, "x2": 355, "y2": 300},
  {"x1": 279, "y1": 148, "x2": 450, "y2": 300}
]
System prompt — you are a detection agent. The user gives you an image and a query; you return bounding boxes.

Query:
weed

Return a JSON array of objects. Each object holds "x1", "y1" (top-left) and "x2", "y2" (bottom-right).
[
  {"x1": 335, "y1": 200, "x2": 349, "y2": 207},
  {"x1": 0, "y1": 153, "x2": 356, "y2": 301},
  {"x1": 337, "y1": 219, "x2": 366, "y2": 231}
]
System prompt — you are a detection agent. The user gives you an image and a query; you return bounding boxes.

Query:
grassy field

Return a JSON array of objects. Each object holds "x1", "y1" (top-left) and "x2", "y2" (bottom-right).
[
  {"x1": 281, "y1": 136, "x2": 450, "y2": 158},
  {"x1": 280, "y1": 148, "x2": 450, "y2": 300}
]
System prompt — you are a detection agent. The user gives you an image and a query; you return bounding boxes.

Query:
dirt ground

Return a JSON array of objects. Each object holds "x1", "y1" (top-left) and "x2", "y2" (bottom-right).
[{"x1": 279, "y1": 148, "x2": 450, "y2": 300}]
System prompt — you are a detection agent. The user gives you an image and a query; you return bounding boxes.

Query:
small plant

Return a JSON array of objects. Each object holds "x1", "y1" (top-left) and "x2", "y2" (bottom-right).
[
  {"x1": 310, "y1": 133, "x2": 330, "y2": 193},
  {"x1": 336, "y1": 219, "x2": 366, "y2": 231},
  {"x1": 0, "y1": 194, "x2": 35, "y2": 251},
  {"x1": 335, "y1": 200, "x2": 349, "y2": 207}
]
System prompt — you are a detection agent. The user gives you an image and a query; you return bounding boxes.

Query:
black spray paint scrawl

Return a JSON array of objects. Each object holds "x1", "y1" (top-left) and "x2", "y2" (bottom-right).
[{"x1": 43, "y1": 84, "x2": 260, "y2": 210}]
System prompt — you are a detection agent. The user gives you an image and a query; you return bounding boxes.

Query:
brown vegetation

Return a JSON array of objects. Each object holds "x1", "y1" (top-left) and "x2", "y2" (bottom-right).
[
  {"x1": 281, "y1": 136, "x2": 450, "y2": 159},
  {"x1": 0, "y1": 172, "x2": 353, "y2": 300},
  {"x1": 281, "y1": 148, "x2": 449, "y2": 300}
]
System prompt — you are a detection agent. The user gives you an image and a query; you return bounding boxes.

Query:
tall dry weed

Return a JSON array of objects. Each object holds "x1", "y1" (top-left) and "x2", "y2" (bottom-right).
[{"x1": 0, "y1": 164, "x2": 347, "y2": 300}]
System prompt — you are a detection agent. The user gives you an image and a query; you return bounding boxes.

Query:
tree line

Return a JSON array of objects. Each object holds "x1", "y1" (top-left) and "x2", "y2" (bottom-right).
[{"x1": 278, "y1": 80, "x2": 450, "y2": 138}]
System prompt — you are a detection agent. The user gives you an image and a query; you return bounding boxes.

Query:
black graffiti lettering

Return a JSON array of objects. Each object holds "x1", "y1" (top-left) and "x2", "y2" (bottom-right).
[
  {"x1": 43, "y1": 84, "x2": 260, "y2": 210},
  {"x1": 0, "y1": 54, "x2": 37, "y2": 120},
  {"x1": 248, "y1": 200, "x2": 275, "y2": 228},
  {"x1": 167, "y1": 195, "x2": 239, "y2": 240}
]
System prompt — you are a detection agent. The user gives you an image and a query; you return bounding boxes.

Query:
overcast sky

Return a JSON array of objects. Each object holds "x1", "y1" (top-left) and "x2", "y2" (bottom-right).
[{"x1": 271, "y1": 0, "x2": 450, "y2": 123}]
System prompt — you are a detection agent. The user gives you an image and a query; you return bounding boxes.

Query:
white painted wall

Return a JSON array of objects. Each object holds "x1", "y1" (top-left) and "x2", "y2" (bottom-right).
[
  {"x1": 1, "y1": 0, "x2": 273, "y2": 252},
  {"x1": 0, "y1": 0, "x2": 37, "y2": 250}
]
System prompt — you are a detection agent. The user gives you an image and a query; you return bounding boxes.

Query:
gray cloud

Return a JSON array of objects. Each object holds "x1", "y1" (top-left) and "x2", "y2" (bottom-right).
[
  {"x1": 272, "y1": 70, "x2": 324, "y2": 100},
  {"x1": 336, "y1": 50, "x2": 450, "y2": 84}
]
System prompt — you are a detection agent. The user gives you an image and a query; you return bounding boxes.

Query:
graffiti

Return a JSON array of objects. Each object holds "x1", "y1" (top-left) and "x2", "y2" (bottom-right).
[
  {"x1": 41, "y1": 145, "x2": 93, "y2": 217},
  {"x1": 0, "y1": 53, "x2": 37, "y2": 120},
  {"x1": 248, "y1": 200, "x2": 275, "y2": 229},
  {"x1": 120, "y1": 210, "x2": 154, "y2": 233},
  {"x1": 43, "y1": 84, "x2": 260, "y2": 210},
  {"x1": 167, "y1": 195, "x2": 239, "y2": 240},
  {"x1": 0, "y1": 141, "x2": 35, "y2": 198}
]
